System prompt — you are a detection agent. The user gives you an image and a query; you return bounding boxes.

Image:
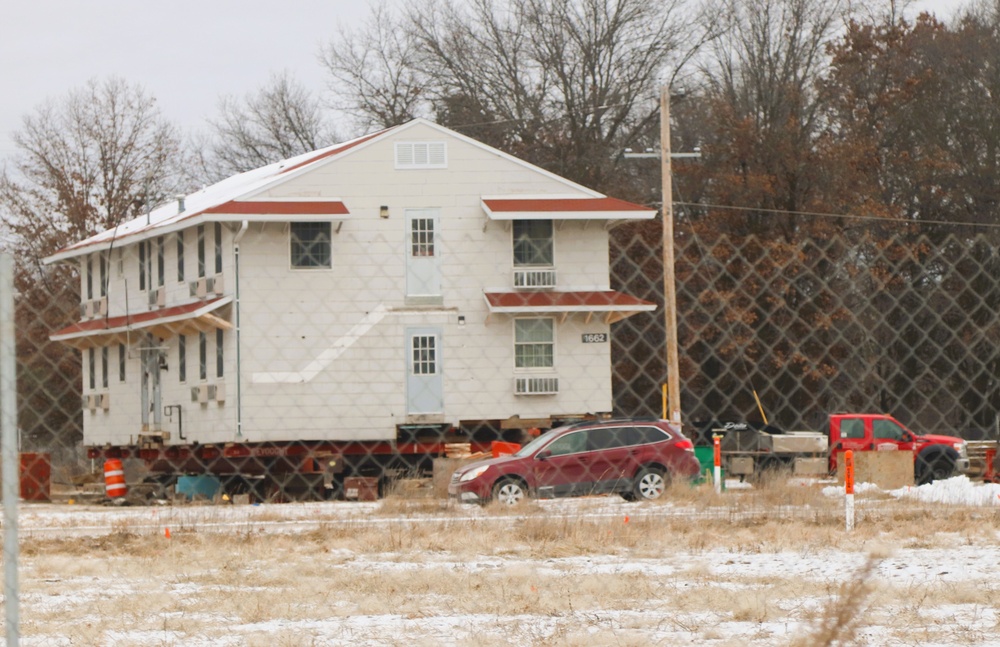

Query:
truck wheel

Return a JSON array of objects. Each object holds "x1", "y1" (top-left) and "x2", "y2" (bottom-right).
[
  {"x1": 491, "y1": 478, "x2": 527, "y2": 505},
  {"x1": 915, "y1": 449, "x2": 957, "y2": 485},
  {"x1": 633, "y1": 467, "x2": 667, "y2": 500}
]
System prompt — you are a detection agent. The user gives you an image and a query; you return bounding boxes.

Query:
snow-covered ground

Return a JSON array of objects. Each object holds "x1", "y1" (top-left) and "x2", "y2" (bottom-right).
[{"x1": 3, "y1": 476, "x2": 999, "y2": 646}]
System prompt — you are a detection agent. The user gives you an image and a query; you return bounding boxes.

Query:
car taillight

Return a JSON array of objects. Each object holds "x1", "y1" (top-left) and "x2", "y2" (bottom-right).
[{"x1": 675, "y1": 439, "x2": 693, "y2": 451}]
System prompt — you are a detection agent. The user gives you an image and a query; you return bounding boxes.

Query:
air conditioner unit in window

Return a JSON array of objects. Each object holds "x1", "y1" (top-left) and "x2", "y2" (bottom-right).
[
  {"x1": 97, "y1": 297, "x2": 108, "y2": 316},
  {"x1": 100, "y1": 393, "x2": 110, "y2": 410},
  {"x1": 514, "y1": 377, "x2": 559, "y2": 395},
  {"x1": 80, "y1": 303, "x2": 90, "y2": 319},
  {"x1": 214, "y1": 381, "x2": 226, "y2": 403},
  {"x1": 86, "y1": 394, "x2": 98, "y2": 411},
  {"x1": 190, "y1": 277, "x2": 212, "y2": 298},
  {"x1": 82, "y1": 300, "x2": 94, "y2": 319},
  {"x1": 513, "y1": 268, "x2": 557, "y2": 289},
  {"x1": 148, "y1": 287, "x2": 165, "y2": 308},
  {"x1": 212, "y1": 273, "x2": 224, "y2": 294},
  {"x1": 191, "y1": 384, "x2": 217, "y2": 404}
]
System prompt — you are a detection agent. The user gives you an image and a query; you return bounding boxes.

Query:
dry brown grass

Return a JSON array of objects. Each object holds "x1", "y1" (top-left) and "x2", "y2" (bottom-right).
[{"x1": 13, "y1": 475, "x2": 1000, "y2": 645}]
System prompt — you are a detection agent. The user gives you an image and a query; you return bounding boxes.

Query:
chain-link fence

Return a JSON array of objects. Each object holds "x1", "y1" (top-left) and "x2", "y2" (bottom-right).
[{"x1": 8, "y1": 132, "x2": 1000, "y2": 506}]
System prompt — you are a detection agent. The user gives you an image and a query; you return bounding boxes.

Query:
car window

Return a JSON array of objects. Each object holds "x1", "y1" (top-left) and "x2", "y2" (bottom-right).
[
  {"x1": 587, "y1": 427, "x2": 629, "y2": 451},
  {"x1": 873, "y1": 419, "x2": 904, "y2": 440},
  {"x1": 840, "y1": 419, "x2": 864, "y2": 439},
  {"x1": 632, "y1": 426, "x2": 671, "y2": 445},
  {"x1": 545, "y1": 431, "x2": 587, "y2": 456}
]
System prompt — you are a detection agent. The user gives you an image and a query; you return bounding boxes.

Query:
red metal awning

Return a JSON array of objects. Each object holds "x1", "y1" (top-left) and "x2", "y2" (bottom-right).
[
  {"x1": 50, "y1": 297, "x2": 233, "y2": 349},
  {"x1": 484, "y1": 290, "x2": 656, "y2": 324},
  {"x1": 481, "y1": 196, "x2": 655, "y2": 221}
]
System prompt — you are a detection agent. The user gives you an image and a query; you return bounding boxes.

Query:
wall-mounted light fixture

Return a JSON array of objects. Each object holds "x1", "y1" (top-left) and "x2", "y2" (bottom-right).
[
  {"x1": 458, "y1": 315, "x2": 466, "y2": 326},
  {"x1": 379, "y1": 205, "x2": 389, "y2": 218}
]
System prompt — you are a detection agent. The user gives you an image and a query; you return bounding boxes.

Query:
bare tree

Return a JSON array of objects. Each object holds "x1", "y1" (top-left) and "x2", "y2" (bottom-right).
[
  {"x1": 0, "y1": 77, "x2": 181, "y2": 453},
  {"x1": 323, "y1": 0, "x2": 719, "y2": 197},
  {"x1": 194, "y1": 71, "x2": 336, "y2": 183},
  {"x1": 1, "y1": 77, "x2": 181, "y2": 266},
  {"x1": 321, "y1": 2, "x2": 427, "y2": 131}
]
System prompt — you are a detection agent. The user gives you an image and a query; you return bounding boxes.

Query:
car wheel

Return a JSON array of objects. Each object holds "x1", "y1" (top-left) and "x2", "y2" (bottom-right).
[
  {"x1": 492, "y1": 478, "x2": 527, "y2": 505},
  {"x1": 915, "y1": 450, "x2": 956, "y2": 485},
  {"x1": 633, "y1": 467, "x2": 667, "y2": 501}
]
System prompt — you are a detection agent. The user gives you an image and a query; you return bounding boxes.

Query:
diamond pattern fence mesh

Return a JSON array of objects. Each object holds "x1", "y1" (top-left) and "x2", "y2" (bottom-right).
[{"x1": 8, "y1": 207, "x2": 1000, "y2": 504}]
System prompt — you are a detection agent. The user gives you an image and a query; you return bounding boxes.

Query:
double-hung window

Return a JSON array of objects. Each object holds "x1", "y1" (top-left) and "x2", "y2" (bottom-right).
[
  {"x1": 513, "y1": 220, "x2": 553, "y2": 267},
  {"x1": 290, "y1": 222, "x2": 332, "y2": 268},
  {"x1": 514, "y1": 318, "x2": 554, "y2": 369}
]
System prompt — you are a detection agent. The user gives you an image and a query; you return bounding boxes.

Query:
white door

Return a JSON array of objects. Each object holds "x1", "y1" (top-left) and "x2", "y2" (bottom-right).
[
  {"x1": 139, "y1": 337, "x2": 164, "y2": 431},
  {"x1": 405, "y1": 209, "x2": 441, "y2": 298},
  {"x1": 406, "y1": 327, "x2": 443, "y2": 414}
]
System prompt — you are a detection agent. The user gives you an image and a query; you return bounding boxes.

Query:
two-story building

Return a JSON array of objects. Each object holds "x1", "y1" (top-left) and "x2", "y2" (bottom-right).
[{"x1": 46, "y1": 118, "x2": 656, "y2": 466}]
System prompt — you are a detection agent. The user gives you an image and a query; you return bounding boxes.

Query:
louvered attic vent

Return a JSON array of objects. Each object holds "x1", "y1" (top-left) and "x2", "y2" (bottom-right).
[{"x1": 395, "y1": 142, "x2": 447, "y2": 169}]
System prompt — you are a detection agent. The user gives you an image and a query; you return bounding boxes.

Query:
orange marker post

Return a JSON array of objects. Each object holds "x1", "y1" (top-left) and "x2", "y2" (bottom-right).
[
  {"x1": 712, "y1": 434, "x2": 722, "y2": 494},
  {"x1": 844, "y1": 449, "x2": 855, "y2": 532}
]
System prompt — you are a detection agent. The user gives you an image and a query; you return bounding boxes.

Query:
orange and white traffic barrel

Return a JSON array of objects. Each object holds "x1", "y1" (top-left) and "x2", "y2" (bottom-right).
[{"x1": 103, "y1": 459, "x2": 127, "y2": 498}]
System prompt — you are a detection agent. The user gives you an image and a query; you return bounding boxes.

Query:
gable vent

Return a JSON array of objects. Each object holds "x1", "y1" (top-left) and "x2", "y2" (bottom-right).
[{"x1": 396, "y1": 142, "x2": 447, "y2": 169}]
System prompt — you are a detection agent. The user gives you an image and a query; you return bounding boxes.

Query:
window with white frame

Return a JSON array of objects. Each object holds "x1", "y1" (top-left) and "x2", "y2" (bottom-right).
[
  {"x1": 411, "y1": 335, "x2": 437, "y2": 375},
  {"x1": 290, "y1": 222, "x2": 332, "y2": 268},
  {"x1": 214, "y1": 222, "x2": 223, "y2": 274},
  {"x1": 410, "y1": 217, "x2": 435, "y2": 257},
  {"x1": 197, "y1": 225, "x2": 206, "y2": 278},
  {"x1": 178, "y1": 335, "x2": 186, "y2": 383},
  {"x1": 199, "y1": 332, "x2": 207, "y2": 381},
  {"x1": 176, "y1": 231, "x2": 185, "y2": 283},
  {"x1": 85, "y1": 255, "x2": 93, "y2": 300},
  {"x1": 514, "y1": 318, "x2": 554, "y2": 369},
  {"x1": 513, "y1": 220, "x2": 553, "y2": 266}
]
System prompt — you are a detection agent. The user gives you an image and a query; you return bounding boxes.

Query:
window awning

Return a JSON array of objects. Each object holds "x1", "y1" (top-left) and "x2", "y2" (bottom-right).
[
  {"x1": 484, "y1": 290, "x2": 656, "y2": 324},
  {"x1": 50, "y1": 297, "x2": 234, "y2": 349},
  {"x1": 481, "y1": 196, "x2": 655, "y2": 221}
]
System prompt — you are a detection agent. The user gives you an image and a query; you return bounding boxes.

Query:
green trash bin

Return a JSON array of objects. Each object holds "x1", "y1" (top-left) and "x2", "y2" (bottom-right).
[{"x1": 693, "y1": 446, "x2": 725, "y2": 490}]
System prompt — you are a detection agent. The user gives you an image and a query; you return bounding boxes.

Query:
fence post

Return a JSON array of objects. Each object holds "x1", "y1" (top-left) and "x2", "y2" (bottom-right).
[
  {"x1": 1, "y1": 252, "x2": 20, "y2": 645},
  {"x1": 713, "y1": 434, "x2": 722, "y2": 494},
  {"x1": 845, "y1": 449, "x2": 855, "y2": 532}
]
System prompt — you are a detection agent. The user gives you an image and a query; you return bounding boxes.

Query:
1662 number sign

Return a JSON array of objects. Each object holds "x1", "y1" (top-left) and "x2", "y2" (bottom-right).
[{"x1": 581, "y1": 333, "x2": 608, "y2": 344}]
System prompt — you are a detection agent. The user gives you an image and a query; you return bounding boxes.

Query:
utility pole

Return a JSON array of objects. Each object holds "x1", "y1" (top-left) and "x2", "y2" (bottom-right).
[{"x1": 660, "y1": 87, "x2": 681, "y2": 426}]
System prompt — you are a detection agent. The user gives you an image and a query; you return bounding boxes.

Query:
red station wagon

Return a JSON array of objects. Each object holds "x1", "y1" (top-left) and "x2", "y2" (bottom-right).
[{"x1": 449, "y1": 419, "x2": 701, "y2": 504}]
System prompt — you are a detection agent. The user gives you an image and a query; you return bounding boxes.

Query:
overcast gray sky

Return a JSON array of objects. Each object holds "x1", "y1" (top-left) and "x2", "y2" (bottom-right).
[
  {"x1": 0, "y1": 0, "x2": 965, "y2": 165},
  {"x1": 0, "y1": 0, "x2": 373, "y2": 159}
]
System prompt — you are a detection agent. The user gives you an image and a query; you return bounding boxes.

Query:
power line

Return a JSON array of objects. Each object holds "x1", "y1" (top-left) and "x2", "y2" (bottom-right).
[{"x1": 674, "y1": 201, "x2": 1000, "y2": 230}]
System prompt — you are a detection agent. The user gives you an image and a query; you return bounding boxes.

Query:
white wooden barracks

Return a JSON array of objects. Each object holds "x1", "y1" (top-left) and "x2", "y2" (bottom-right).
[{"x1": 46, "y1": 119, "x2": 656, "y2": 447}]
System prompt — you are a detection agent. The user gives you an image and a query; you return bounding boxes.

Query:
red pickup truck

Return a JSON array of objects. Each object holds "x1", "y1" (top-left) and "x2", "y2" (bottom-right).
[{"x1": 827, "y1": 413, "x2": 971, "y2": 484}]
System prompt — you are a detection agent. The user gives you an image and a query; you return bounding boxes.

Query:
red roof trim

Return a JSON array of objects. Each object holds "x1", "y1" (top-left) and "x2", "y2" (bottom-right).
[
  {"x1": 203, "y1": 200, "x2": 349, "y2": 215},
  {"x1": 483, "y1": 197, "x2": 650, "y2": 213},
  {"x1": 51, "y1": 298, "x2": 228, "y2": 338},
  {"x1": 484, "y1": 290, "x2": 656, "y2": 310}
]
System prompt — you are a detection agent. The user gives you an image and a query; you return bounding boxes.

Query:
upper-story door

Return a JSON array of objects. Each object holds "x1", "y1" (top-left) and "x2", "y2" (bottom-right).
[{"x1": 405, "y1": 209, "x2": 441, "y2": 300}]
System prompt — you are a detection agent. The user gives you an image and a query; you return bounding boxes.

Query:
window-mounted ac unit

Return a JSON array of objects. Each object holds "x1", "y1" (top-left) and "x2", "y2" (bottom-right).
[
  {"x1": 513, "y1": 268, "x2": 557, "y2": 290},
  {"x1": 212, "y1": 273, "x2": 224, "y2": 295},
  {"x1": 214, "y1": 381, "x2": 226, "y2": 403},
  {"x1": 514, "y1": 376, "x2": 559, "y2": 395},
  {"x1": 191, "y1": 384, "x2": 219, "y2": 404},
  {"x1": 96, "y1": 297, "x2": 108, "y2": 316},
  {"x1": 100, "y1": 393, "x2": 110, "y2": 411},
  {"x1": 148, "y1": 287, "x2": 165, "y2": 308},
  {"x1": 80, "y1": 302, "x2": 91, "y2": 319},
  {"x1": 189, "y1": 277, "x2": 215, "y2": 298},
  {"x1": 86, "y1": 394, "x2": 98, "y2": 411}
]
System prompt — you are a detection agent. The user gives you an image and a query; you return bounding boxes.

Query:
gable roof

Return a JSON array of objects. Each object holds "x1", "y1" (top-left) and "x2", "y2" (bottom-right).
[
  {"x1": 43, "y1": 125, "x2": 399, "y2": 264},
  {"x1": 44, "y1": 118, "x2": 648, "y2": 264}
]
